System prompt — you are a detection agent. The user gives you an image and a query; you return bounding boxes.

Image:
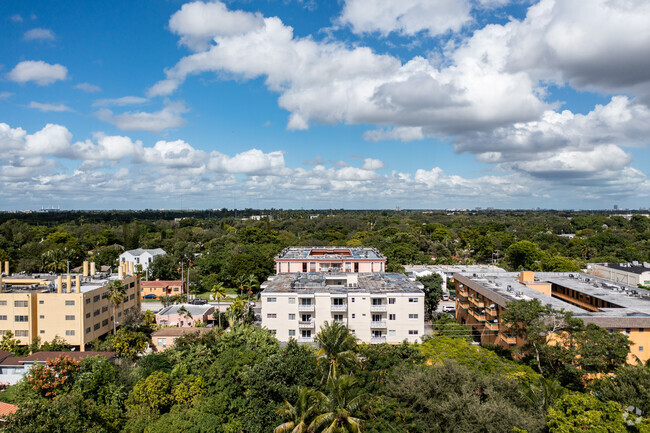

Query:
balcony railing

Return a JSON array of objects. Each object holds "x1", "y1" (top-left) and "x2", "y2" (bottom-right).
[
  {"x1": 331, "y1": 305, "x2": 347, "y2": 312},
  {"x1": 370, "y1": 321, "x2": 387, "y2": 328},
  {"x1": 298, "y1": 320, "x2": 315, "y2": 328},
  {"x1": 485, "y1": 321, "x2": 499, "y2": 331},
  {"x1": 370, "y1": 336, "x2": 386, "y2": 344},
  {"x1": 297, "y1": 337, "x2": 314, "y2": 343},
  {"x1": 369, "y1": 305, "x2": 387, "y2": 312},
  {"x1": 458, "y1": 301, "x2": 470, "y2": 309},
  {"x1": 469, "y1": 297, "x2": 485, "y2": 309},
  {"x1": 468, "y1": 309, "x2": 486, "y2": 322},
  {"x1": 486, "y1": 306, "x2": 498, "y2": 316},
  {"x1": 332, "y1": 319, "x2": 347, "y2": 326},
  {"x1": 500, "y1": 334, "x2": 517, "y2": 345},
  {"x1": 298, "y1": 304, "x2": 314, "y2": 312},
  {"x1": 458, "y1": 288, "x2": 468, "y2": 297}
]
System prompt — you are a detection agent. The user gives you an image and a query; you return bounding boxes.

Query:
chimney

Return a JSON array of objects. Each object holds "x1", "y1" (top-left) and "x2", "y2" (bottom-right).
[
  {"x1": 57, "y1": 276, "x2": 63, "y2": 294},
  {"x1": 83, "y1": 261, "x2": 89, "y2": 277},
  {"x1": 129, "y1": 261, "x2": 134, "y2": 276},
  {"x1": 75, "y1": 275, "x2": 81, "y2": 293},
  {"x1": 4, "y1": 261, "x2": 8, "y2": 276},
  {"x1": 66, "y1": 275, "x2": 72, "y2": 294},
  {"x1": 90, "y1": 261, "x2": 96, "y2": 276},
  {"x1": 118, "y1": 263, "x2": 124, "y2": 279}
]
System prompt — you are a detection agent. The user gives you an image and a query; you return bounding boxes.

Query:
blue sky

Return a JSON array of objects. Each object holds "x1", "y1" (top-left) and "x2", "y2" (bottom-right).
[{"x1": 0, "y1": 0, "x2": 649, "y2": 210}]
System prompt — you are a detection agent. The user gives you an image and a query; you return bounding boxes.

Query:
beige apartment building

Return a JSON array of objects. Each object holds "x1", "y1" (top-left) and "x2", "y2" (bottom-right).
[
  {"x1": 274, "y1": 247, "x2": 387, "y2": 274},
  {"x1": 0, "y1": 261, "x2": 140, "y2": 351},
  {"x1": 588, "y1": 262, "x2": 650, "y2": 287},
  {"x1": 261, "y1": 272, "x2": 424, "y2": 344}
]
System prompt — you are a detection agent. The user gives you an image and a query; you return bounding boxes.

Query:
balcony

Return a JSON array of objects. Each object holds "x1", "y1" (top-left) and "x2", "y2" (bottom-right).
[
  {"x1": 369, "y1": 305, "x2": 387, "y2": 313},
  {"x1": 500, "y1": 334, "x2": 517, "y2": 345},
  {"x1": 370, "y1": 336, "x2": 386, "y2": 344},
  {"x1": 485, "y1": 321, "x2": 499, "y2": 331},
  {"x1": 297, "y1": 337, "x2": 314, "y2": 343},
  {"x1": 458, "y1": 301, "x2": 470, "y2": 309},
  {"x1": 458, "y1": 287, "x2": 468, "y2": 298},
  {"x1": 298, "y1": 304, "x2": 314, "y2": 312},
  {"x1": 370, "y1": 321, "x2": 387, "y2": 329},
  {"x1": 468, "y1": 309, "x2": 486, "y2": 322},
  {"x1": 332, "y1": 319, "x2": 347, "y2": 326},
  {"x1": 298, "y1": 320, "x2": 315, "y2": 328},
  {"x1": 486, "y1": 306, "x2": 498, "y2": 316},
  {"x1": 469, "y1": 297, "x2": 485, "y2": 309},
  {"x1": 331, "y1": 304, "x2": 347, "y2": 312}
]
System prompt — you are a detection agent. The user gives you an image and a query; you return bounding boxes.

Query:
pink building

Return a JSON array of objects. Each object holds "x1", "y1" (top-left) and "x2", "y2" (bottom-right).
[
  {"x1": 274, "y1": 247, "x2": 386, "y2": 274},
  {"x1": 151, "y1": 327, "x2": 212, "y2": 351},
  {"x1": 155, "y1": 303, "x2": 215, "y2": 327}
]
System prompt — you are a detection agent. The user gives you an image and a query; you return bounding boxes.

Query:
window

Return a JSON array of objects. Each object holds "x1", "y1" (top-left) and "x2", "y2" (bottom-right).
[
  {"x1": 15, "y1": 315, "x2": 28, "y2": 322},
  {"x1": 102, "y1": 319, "x2": 109, "y2": 326},
  {"x1": 0, "y1": 301, "x2": 5, "y2": 306},
  {"x1": 389, "y1": 314, "x2": 396, "y2": 321},
  {"x1": 94, "y1": 309, "x2": 100, "y2": 317},
  {"x1": 267, "y1": 298, "x2": 277, "y2": 303},
  {"x1": 40, "y1": 330, "x2": 45, "y2": 334},
  {"x1": 0, "y1": 316, "x2": 6, "y2": 321},
  {"x1": 65, "y1": 330, "x2": 75, "y2": 336},
  {"x1": 409, "y1": 314, "x2": 418, "y2": 319},
  {"x1": 65, "y1": 300, "x2": 75, "y2": 306},
  {"x1": 102, "y1": 306, "x2": 108, "y2": 313},
  {"x1": 408, "y1": 298, "x2": 418, "y2": 303},
  {"x1": 408, "y1": 330, "x2": 419, "y2": 335},
  {"x1": 86, "y1": 313, "x2": 91, "y2": 319},
  {"x1": 86, "y1": 299, "x2": 91, "y2": 304},
  {"x1": 15, "y1": 330, "x2": 28, "y2": 337},
  {"x1": 267, "y1": 313, "x2": 277, "y2": 319},
  {"x1": 350, "y1": 329, "x2": 355, "y2": 334},
  {"x1": 351, "y1": 314, "x2": 356, "y2": 319},
  {"x1": 157, "y1": 338, "x2": 167, "y2": 347},
  {"x1": 39, "y1": 315, "x2": 44, "y2": 319},
  {"x1": 93, "y1": 295, "x2": 100, "y2": 302},
  {"x1": 288, "y1": 330, "x2": 296, "y2": 337},
  {"x1": 625, "y1": 328, "x2": 631, "y2": 334},
  {"x1": 640, "y1": 346, "x2": 645, "y2": 352},
  {"x1": 130, "y1": 294, "x2": 135, "y2": 300},
  {"x1": 351, "y1": 298, "x2": 355, "y2": 303},
  {"x1": 86, "y1": 327, "x2": 91, "y2": 334},
  {"x1": 372, "y1": 298, "x2": 383, "y2": 305},
  {"x1": 302, "y1": 330, "x2": 312, "y2": 338},
  {"x1": 39, "y1": 300, "x2": 44, "y2": 304},
  {"x1": 388, "y1": 330, "x2": 396, "y2": 336},
  {"x1": 389, "y1": 298, "x2": 396, "y2": 304},
  {"x1": 94, "y1": 323, "x2": 100, "y2": 330},
  {"x1": 288, "y1": 314, "x2": 296, "y2": 320},
  {"x1": 332, "y1": 298, "x2": 344, "y2": 305},
  {"x1": 65, "y1": 315, "x2": 75, "y2": 320},
  {"x1": 288, "y1": 298, "x2": 295, "y2": 304},
  {"x1": 333, "y1": 314, "x2": 343, "y2": 322},
  {"x1": 269, "y1": 330, "x2": 277, "y2": 335},
  {"x1": 14, "y1": 301, "x2": 28, "y2": 308}
]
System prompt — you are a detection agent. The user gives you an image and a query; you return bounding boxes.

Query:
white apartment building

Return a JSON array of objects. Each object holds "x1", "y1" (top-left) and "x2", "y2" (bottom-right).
[
  {"x1": 261, "y1": 273, "x2": 425, "y2": 344},
  {"x1": 119, "y1": 248, "x2": 166, "y2": 272}
]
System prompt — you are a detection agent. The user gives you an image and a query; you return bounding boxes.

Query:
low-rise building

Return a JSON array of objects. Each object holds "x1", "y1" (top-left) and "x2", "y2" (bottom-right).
[
  {"x1": 587, "y1": 262, "x2": 650, "y2": 287},
  {"x1": 274, "y1": 247, "x2": 386, "y2": 274},
  {"x1": 151, "y1": 327, "x2": 212, "y2": 351},
  {"x1": 454, "y1": 271, "x2": 650, "y2": 363},
  {"x1": 261, "y1": 272, "x2": 424, "y2": 344},
  {"x1": 0, "y1": 262, "x2": 140, "y2": 351},
  {"x1": 119, "y1": 248, "x2": 166, "y2": 272},
  {"x1": 405, "y1": 264, "x2": 507, "y2": 291},
  {"x1": 140, "y1": 280, "x2": 185, "y2": 299},
  {"x1": 155, "y1": 304, "x2": 215, "y2": 327}
]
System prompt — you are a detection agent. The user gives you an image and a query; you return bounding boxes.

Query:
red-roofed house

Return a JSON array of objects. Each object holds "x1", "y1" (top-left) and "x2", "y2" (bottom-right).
[
  {"x1": 140, "y1": 280, "x2": 185, "y2": 299},
  {"x1": 0, "y1": 401, "x2": 18, "y2": 424}
]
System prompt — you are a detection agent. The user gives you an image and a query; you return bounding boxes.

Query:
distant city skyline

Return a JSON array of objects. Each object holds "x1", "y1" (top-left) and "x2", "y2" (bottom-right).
[{"x1": 1, "y1": 0, "x2": 649, "y2": 210}]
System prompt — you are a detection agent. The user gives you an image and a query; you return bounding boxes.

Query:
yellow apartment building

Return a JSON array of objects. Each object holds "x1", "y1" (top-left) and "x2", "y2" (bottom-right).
[
  {"x1": 454, "y1": 271, "x2": 650, "y2": 363},
  {"x1": 0, "y1": 261, "x2": 140, "y2": 351}
]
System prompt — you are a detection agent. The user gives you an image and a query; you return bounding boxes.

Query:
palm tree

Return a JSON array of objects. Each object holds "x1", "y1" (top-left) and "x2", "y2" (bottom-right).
[
  {"x1": 309, "y1": 376, "x2": 365, "y2": 433},
  {"x1": 315, "y1": 321, "x2": 358, "y2": 384},
  {"x1": 274, "y1": 386, "x2": 324, "y2": 433},
  {"x1": 177, "y1": 305, "x2": 193, "y2": 327},
  {"x1": 211, "y1": 283, "x2": 227, "y2": 329},
  {"x1": 235, "y1": 274, "x2": 246, "y2": 297},
  {"x1": 41, "y1": 249, "x2": 67, "y2": 273},
  {"x1": 107, "y1": 280, "x2": 126, "y2": 335},
  {"x1": 246, "y1": 274, "x2": 258, "y2": 303}
]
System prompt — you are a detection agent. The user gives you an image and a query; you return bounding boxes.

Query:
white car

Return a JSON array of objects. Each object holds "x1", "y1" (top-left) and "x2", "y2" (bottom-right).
[{"x1": 442, "y1": 305, "x2": 455, "y2": 313}]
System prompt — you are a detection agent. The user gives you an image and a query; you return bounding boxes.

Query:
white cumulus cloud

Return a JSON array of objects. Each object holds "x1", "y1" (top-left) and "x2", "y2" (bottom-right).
[
  {"x1": 7, "y1": 60, "x2": 67, "y2": 85},
  {"x1": 23, "y1": 28, "x2": 55, "y2": 41},
  {"x1": 95, "y1": 101, "x2": 187, "y2": 132},
  {"x1": 29, "y1": 102, "x2": 72, "y2": 112}
]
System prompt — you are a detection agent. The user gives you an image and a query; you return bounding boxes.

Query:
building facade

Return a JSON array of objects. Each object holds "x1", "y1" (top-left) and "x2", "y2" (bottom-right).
[
  {"x1": 119, "y1": 248, "x2": 166, "y2": 272},
  {"x1": 155, "y1": 304, "x2": 215, "y2": 327},
  {"x1": 454, "y1": 271, "x2": 650, "y2": 363},
  {"x1": 274, "y1": 247, "x2": 386, "y2": 274},
  {"x1": 0, "y1": 262, "x2": 140, "y2": 351},
  {"x1": 588, "y1": 262, "x2": 650, "y2": 287},
  {"x1": 261, "y1": 273, "x2": 424, "y2": 344},
  {"x1": 140, "y1": 280, "x2": 185, "y2": 299},
  {"x1": 151, "y1": 327, "x2": 211, "y2": 351}
]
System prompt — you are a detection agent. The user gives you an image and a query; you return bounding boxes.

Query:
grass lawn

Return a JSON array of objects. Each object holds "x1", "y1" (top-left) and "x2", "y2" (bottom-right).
[{"x1": 195, "y1": 290, "x2": 238, "y2": 301}]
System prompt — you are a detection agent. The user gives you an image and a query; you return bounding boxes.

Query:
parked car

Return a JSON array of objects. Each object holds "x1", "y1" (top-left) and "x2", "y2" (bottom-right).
[
  {"x1": 442, "y1": 305, "x2": 455, "y2": 313},
  {"x1": 442, "y1": 294, "x2": 449, "y2": 301},
  {"x1": 189, "y1": 298, "x2": 207, "y2": 305}
]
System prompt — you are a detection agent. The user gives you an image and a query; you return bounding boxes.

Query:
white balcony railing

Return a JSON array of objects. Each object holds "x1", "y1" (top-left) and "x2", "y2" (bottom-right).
[
  {"x1": 298, "y1": 320, "x2": 315, "y2": 328},
  {"x1": 369, "y1": 305, "x2": 387, "y2": 312},
  {"x1": 370, "y1": 321, "x2": 387, "y2": 328},
  {"x1": 331, "y1": 305, "x2": 347, "y2": 312},
  {"x1": 298, "y1": 304, "x2": 314, "y2": 312},
  {"x1": 332, "y1": 319, "x2": 348, "y2": 326},
  {"x1": 297, "y1": 337, "x2": 314, "y2": 343},
  {"x1": 370, "y1": 336, "x2": 387, "y2": 344}
]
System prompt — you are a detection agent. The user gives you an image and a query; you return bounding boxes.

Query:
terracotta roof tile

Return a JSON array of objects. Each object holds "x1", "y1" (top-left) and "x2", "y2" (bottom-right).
[{"x1": 0, "y1": 402, "x2": 18, "y2": 417}]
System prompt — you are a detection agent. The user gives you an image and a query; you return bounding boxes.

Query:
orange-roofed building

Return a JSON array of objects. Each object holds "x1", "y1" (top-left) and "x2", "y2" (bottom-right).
[
  {"x1": 0, "y1": 401, "x2": 18, "y2": 424},
  {"x1": 140, "y1": 280, "x2": 185, "y2": 299}
]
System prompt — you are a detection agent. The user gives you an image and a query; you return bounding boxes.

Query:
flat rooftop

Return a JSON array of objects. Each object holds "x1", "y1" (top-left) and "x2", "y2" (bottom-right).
[
  {"x1": 261, "y1": 272, "x2": 423, "y2": 294},
  {"x1": 455, "y1": 272, "x2": 650, "y2": 326},
  {"x1": 1, "y1": 273, "x2": 131, "y2": 294},
  {"x1": 405, "y1": 264, "x2": 507, "y2": 274},
  {"x1": 590, "y1": 262, "x2": 650, "y2": 275},
  {"x1": 275, "y1": 247, "x2": 385, "y2": 261}
]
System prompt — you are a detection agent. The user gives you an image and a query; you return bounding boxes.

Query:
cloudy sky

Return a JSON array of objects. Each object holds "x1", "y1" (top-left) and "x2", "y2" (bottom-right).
[{"x1": 1, "y1": 0, "x2": 649, "y2": 210}]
